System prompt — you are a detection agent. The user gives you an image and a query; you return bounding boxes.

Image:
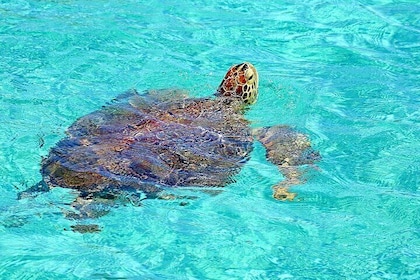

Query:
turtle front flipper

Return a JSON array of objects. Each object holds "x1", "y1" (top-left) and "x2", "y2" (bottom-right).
[{"x1": 253, "y1": 125, "x2": 320, "y2": 201}]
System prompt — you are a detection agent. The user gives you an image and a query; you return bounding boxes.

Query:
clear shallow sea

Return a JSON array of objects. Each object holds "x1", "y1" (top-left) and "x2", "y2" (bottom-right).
[{"x1": 1, "y1": 0, "x2": 419, "y2": 279}]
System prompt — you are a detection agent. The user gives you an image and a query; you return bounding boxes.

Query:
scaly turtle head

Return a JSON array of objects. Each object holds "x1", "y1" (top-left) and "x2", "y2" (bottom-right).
[{"x1": 216, "y1": 62, "x2": 259, "y2": 105}]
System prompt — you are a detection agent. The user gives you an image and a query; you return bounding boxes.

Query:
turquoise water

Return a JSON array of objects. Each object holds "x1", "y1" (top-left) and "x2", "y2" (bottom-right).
[{"x1": 1, "y1": 0, "x2": 419, "y2": 278}]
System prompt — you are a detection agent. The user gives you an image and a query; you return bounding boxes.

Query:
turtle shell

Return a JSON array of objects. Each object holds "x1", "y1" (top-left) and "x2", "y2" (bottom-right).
[{"x1": 41, "y1": 90, "x2": 254, "y2": 197}]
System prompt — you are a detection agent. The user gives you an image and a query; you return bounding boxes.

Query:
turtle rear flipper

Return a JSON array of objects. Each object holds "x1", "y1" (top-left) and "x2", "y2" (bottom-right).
[
  {"x1": 65, "y1": 187, "x2": 197, "y2": 221},
  {"x1": 17, "y1": 180, "x2": 50, "y2": 200},
  {"x1": 253, "y1": 125, "x2": 320, "y2": 200}
]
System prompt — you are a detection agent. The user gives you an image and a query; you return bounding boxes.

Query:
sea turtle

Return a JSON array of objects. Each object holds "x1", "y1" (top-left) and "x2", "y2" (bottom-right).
[{"x1": 20, "y1": 62, "x2": 320, "y2": 219}]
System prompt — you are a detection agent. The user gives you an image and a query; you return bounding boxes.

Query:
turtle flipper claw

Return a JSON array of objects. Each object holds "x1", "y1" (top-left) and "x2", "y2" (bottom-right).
[{"x1": 272, "y1": 186, "x2": 297, "y2": 201}]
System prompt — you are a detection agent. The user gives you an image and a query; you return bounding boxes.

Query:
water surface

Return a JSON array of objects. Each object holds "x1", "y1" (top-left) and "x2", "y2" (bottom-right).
[{"x1": 1, "y1": 0, "x2": 419, "y2": 279}]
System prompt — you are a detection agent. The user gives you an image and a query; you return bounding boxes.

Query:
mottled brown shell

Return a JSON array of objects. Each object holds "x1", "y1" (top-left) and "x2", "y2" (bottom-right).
[{"x1": 41, "y1": 89, "x2": 254, "y2": 196}]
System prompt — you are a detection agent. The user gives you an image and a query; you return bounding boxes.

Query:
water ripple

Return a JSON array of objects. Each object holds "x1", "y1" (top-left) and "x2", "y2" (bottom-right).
[{"x1": 1, "y1": 0, "x2": 419, "y2": 278}]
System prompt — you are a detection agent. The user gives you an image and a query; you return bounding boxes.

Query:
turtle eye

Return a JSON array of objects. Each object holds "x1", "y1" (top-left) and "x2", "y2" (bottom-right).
[{"x1": 248, "y1": 74, "x2": 254, "y2": 81}]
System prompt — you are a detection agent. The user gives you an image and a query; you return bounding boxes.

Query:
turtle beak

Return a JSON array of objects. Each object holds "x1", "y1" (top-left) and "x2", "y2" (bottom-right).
[{"x1": 243, "y1": 62, "x2": 259, "y2": 105}]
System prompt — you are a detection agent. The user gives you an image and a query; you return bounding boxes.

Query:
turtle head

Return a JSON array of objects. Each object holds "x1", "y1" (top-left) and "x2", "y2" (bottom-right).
[{"x1": 216, "y1": 62, "x2": 259, "y2": 105}]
